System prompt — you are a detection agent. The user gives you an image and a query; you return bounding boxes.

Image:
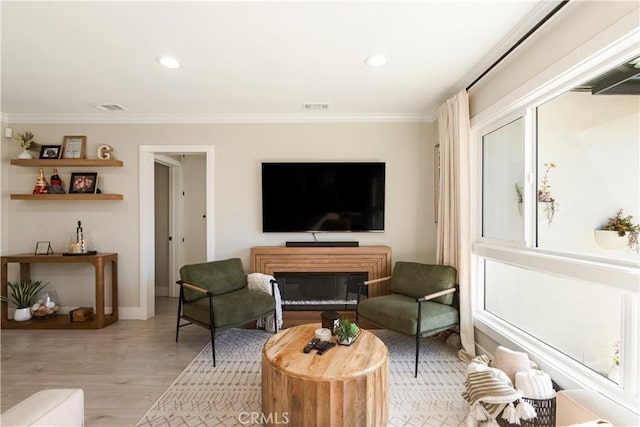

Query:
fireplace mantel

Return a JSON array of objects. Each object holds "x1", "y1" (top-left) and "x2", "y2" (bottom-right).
[{"x1": 250, "y1": 246, "x2": 392, "y2": 297}]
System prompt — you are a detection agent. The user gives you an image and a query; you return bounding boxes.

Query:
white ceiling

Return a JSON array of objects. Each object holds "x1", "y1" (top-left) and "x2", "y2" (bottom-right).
[{"x1": 1, "y1": 1, "x2": 558, "y2": 123}]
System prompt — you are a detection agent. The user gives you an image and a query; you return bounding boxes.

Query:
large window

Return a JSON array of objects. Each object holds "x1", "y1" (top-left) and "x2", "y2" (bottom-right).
[{"x1": 475, "y1": 55, "x2": 639, "y2": 411}]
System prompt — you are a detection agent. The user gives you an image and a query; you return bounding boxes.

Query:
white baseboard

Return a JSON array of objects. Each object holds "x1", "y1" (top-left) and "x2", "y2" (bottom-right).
[{"x1": 118, "y1": 306, "x2": 144, "y2": 320}]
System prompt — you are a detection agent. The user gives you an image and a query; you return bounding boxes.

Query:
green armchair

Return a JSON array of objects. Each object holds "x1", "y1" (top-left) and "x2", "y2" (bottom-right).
[
  {"x1": 176, "y1": 257, "x2": 277, "y2": 366},
  {"x1": 356, "y1": 261, "x2": 458, "y2": 377}
]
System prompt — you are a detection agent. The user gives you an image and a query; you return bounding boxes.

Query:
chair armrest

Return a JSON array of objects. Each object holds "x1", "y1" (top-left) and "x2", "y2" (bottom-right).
[
  {"x1": 270, "y1": 278, "x2": 278, "y2": 296},
  {"x1": 364, "y1": 276, "x2": 392, "y2": 286},
  {"x1": 176, "y1": 280, "x2": 212, "y2": 296},
  {"x1": 417, "y1": 287, "x2": 456, "y2": 302},
  {"x1": 357, "y1": 276, "x2": 392, "y2": 304}
]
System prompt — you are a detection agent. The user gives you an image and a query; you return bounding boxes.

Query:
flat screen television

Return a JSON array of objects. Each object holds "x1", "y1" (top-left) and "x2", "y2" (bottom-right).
[{"x1": 262, "y1": 162, "x2": 385, "y2": 232}]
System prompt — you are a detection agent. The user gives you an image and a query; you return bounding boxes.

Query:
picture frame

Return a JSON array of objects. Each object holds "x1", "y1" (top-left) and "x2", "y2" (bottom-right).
[
  {"x1": 69, "y1": 172, "x2": 98, "y2": 194},
  {"x1": 34, "y1": 241, "x2": 54, "y2": 255},
  {"x1": 62, "y1": 136, "x2": 87, "y2": 159},
  {"x1": 38, "y1": 145, "x2": 62, "y2": 159}
]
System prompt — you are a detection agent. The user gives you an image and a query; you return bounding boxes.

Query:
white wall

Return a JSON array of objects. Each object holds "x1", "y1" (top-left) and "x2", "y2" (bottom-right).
[{"x1": 1, "y1": 122, "x2": 437, "y2": 317}]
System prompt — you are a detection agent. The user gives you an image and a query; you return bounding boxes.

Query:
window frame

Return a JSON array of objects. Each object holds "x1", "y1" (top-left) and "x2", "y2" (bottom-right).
[{"x1": 471, "y1": 45, "x2": 640, "y2": 412}]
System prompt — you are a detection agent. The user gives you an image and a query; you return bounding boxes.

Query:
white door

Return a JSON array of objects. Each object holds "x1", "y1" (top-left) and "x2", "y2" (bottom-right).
[
  {"x1": 154, "y1": 162, "x2": 171, "y2": 296},
  {"x1": 182, "y1": 155, "x2": 207, "y2": 265}
]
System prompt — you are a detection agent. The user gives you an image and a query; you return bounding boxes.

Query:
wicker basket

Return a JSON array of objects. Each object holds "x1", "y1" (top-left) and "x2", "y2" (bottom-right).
[{"x1": 497, "y1": 397, "x2": 556, "y2": 427}]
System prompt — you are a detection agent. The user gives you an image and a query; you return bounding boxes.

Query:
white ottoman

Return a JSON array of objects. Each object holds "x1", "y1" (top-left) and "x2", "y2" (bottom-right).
[{"x1": 1, "y1": 389, "x2": 84, "y2": 427}]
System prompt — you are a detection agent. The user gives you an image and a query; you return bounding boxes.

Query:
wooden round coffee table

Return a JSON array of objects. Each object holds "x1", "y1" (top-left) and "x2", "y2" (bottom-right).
[{"x1": 261, "y1": 323, "x2": 388, "y2": 427}]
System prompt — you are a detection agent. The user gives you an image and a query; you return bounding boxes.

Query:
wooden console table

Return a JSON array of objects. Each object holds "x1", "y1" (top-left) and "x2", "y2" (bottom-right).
[
  {"x1": 262, "y1": 323, "x2": 389, "y2": 426},
  {"x1": 1, "y1": 253, "x2": 118, "y2": 329}
]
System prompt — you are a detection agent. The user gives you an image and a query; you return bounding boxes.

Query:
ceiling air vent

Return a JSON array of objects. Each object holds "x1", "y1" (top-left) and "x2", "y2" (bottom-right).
[
  {"x1": 93, "y1": 104, "x2": 127, "y2": 112},
  {"x1": 302, "y1": 103, "x2": 330, "y2": 111}
]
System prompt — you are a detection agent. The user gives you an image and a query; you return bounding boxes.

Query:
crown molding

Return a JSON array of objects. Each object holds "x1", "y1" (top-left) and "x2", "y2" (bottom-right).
[{"x1": 3, "y1": 112, "x2": 434, "y2": 124}]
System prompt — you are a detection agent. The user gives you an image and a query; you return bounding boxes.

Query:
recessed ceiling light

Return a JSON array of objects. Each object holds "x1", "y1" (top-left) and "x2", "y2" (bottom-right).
[
  {"x1": 365, "y1": 55, "x2": 387, "y2": 68},
  {"x1": 156, "y1": 56, "x2": 181, "y2": 69}
]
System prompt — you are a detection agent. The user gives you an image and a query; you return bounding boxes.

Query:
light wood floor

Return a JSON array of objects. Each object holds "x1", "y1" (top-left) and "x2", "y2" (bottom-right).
[{"x1": 1, "y1": 297, "x2": 211, "y2": 426}]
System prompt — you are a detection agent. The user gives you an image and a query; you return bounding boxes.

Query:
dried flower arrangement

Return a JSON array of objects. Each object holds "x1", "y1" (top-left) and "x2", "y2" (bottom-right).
[
  {"x1": 15, "y1": 131, "x2": 39, "y2": 151},
  {"x1": 538, "y1": 162, "x2": 558, "y2": 225}
]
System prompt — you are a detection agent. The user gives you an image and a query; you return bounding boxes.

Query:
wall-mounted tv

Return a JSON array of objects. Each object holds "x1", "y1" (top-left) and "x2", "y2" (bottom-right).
[{"x1": 262, "y1": 162, "x2": 385, "y2": 232}]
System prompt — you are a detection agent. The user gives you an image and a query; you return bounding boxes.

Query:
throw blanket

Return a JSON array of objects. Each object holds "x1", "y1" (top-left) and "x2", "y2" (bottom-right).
[
  {"x1": 462, "y1": 355, "x2": 536, "y2": 427},
  {"x1": 247, "y1": 273, "x2": 283, "y2": 333},
  {"x1": 515, "y1": 370, "x2": 555, "y2": 400}
]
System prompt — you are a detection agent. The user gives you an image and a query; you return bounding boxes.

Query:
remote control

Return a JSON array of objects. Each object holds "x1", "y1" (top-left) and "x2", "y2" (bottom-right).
[
  {"x1": 303, "y1": 338, "x2": 320, "y2": 353},
  {"x1": 314, "y1": 340, "x2": 331, "y2": 352},
  {"x1": 317, "y1": 342, "x2": 336, "y2": 355}
]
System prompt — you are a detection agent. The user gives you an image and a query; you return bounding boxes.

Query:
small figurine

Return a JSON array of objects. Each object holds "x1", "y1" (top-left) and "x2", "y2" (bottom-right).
[
  {"x1": 48, "y1": 169, "x2": 65, "y2": 194},
  {"x1": 32, "y1": 168, "x2": 49, "y2": 194}
]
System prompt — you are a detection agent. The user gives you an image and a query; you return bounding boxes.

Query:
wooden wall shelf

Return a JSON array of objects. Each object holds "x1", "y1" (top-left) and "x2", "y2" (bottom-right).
[
  {"x1": 11, "y1": 194, "x2": 123, "y2": 200},
  {"x1": 10, "y1": 159, "x2": 123, "y2": 167},
  {"x1": 10, "y1": 158, "x2": 124, "y2": 200}
]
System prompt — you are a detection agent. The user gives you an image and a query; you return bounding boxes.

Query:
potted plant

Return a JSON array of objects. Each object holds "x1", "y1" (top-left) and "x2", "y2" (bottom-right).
[
  {"x1": 14, "y1": 131, "x2": 40, "y2": 159},
  {"x1": 333, "y1": 318, "x2": 360, "y2": 345},
  {"x1": 0, "y1": 279, "x2": 48, "y2": 321},
  {"x1": 595, "y1": 209, "x2": 639, "y2": 252}
]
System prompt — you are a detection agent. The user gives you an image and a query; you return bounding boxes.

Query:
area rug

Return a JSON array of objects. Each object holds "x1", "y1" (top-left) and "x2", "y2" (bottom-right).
[{"x1": 136, "y1": 329, "x2": 468, "y2": 427}]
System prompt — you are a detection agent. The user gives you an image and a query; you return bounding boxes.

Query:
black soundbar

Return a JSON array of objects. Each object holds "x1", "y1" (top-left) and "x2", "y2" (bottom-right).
[{"x1": 286, "y1": 241, "x2": 359, "y2": 247}]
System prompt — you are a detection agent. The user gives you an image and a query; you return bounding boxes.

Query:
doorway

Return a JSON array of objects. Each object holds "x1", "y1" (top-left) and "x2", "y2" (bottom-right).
[
  {"x1": 139, "y1": 145, "x2": 215, "y2": 319},
  {"x1": 154, "y1": 154, "x2": 207, "y2": 299}
]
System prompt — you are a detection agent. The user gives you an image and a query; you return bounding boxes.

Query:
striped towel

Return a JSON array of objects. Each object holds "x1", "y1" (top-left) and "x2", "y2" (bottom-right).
[
  {"x1": 462, "y1": 355, "x2": 536, "y2": 426},
  {"x1": 515, "y1": 370, "x2": 555, "y2": 399}
]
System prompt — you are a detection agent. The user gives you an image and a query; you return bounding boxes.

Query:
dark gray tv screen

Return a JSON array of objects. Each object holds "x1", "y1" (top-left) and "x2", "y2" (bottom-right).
[{"x1": 261, "y1": 162, "x2": 385, "y2": 232}]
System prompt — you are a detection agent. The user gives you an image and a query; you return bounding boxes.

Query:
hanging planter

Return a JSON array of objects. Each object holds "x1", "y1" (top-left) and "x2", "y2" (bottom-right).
[
  {"x1": 595, "y1": 209, "x2": 639, "y2": 253},
  {"x1": 594, "y1": 230, "x2": 627, "y2": 250},
  {"x1": 537, "y1": 162, "x2": 558, "y2": 225}
]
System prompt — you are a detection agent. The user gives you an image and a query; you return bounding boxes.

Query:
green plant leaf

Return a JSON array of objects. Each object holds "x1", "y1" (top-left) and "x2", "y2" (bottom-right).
[{"x1": 0, "y1": 280, "x2": 48, "y2": 309}]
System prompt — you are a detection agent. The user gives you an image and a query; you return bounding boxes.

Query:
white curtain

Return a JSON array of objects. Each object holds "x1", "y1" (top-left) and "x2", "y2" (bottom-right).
[{"x1": 436, "y1": 89, "x2": 475, "y2": 362}]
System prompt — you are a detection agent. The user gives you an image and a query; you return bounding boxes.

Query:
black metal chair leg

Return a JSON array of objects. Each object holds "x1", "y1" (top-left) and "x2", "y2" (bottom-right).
[
  {"x1": 273, "y1": 308, "x2": 278, "y2": 334},
  {"x1": 270, "y1": 279, "x2": 279, "y2": 334},
  {"x1": 176, "y1": 285, "x2": 184, "y2": 342},
  {"x1": 415, "y1": 333, "x2": 420, "y2": 378},
  {"x1": 209, "y1": 296, "x2": 216, "y2": 367},
  {"x1": 210, "y1": 325, "x2": 216, "y2": 367},
  {"x1": 415, "y1": 300, "x2": 423, "y2": 378}
]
